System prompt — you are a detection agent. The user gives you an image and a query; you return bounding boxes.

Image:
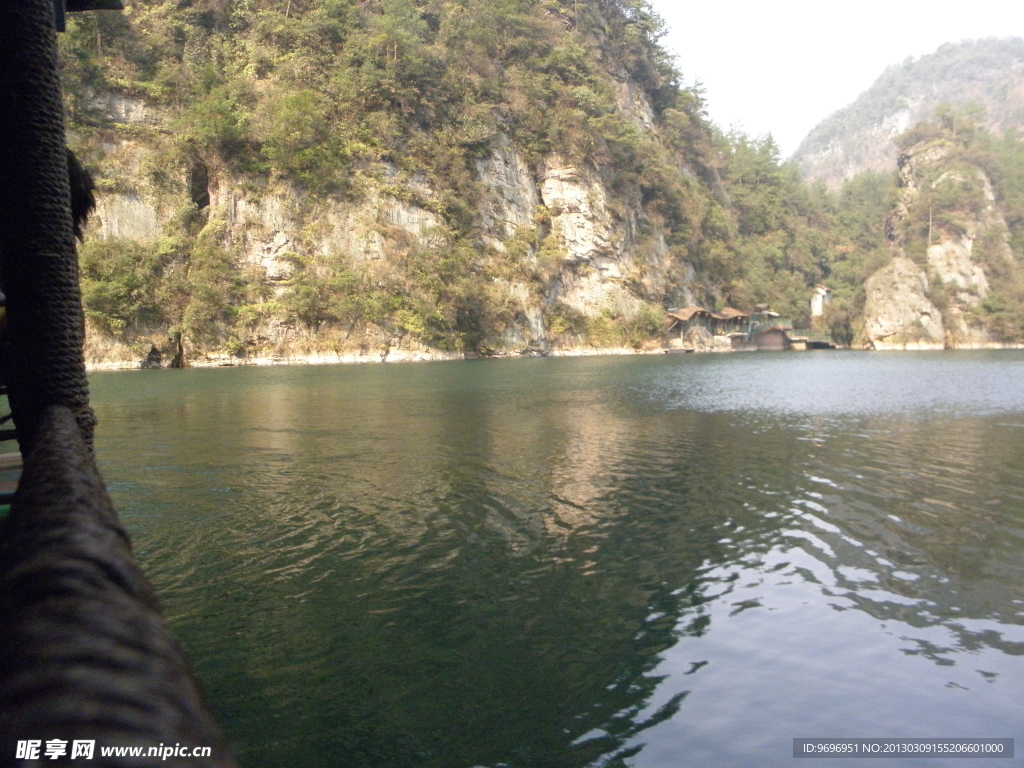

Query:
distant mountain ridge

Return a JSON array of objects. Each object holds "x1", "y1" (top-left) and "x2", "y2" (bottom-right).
[{"x1": 794, "y1": 38, "x2": 1024, "y2": 188}]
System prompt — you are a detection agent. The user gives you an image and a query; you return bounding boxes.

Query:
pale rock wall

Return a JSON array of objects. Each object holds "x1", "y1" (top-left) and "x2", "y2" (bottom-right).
[
  {"x1": 896, "y1": 139, "x2": 953, "y2": 197},
  {"x1": 211, "y1": 185, "x2": 444, "y2": 280},
  {"x1": 82, "y1": 91, "x2": 161, "y2": 126},
  {"x1": 493, "y1": 281, "x2": 546, "y2": 351},
  {"x1": 613, "y1": 76, "x2": 656, "y2": 131},
  {"x1": 475, "y1": 134, "x2": 540, "y2": 247},
  {"x1": 629, "y1": 230, "x2": 695, "y2": 306},
  {"x1": 796, "y1": 40, "x2": 1024, "y2": 188},
  {"x1": 865, "y1": 140, "x2": 1015, "y2": 348},
  {"x1": 314, "y1": 206, "x2": 388, "y2": 262},
  {"x1": 554, "y1": 266, "x2": 640, "y2": 319},
  {"x1": 217, "y1": 191, "x2": 301, "y2": 280},
  {"x1": 94, "y1": 192, "x2": 161, "y2": 241},
  {"x1": 540, "y1": 157, "x2": 611, "y2": 262},
  {"x1": 682, "y1": 326, "x2": 731, "y2": 353},
  {"x1": 798, "y1": 106, "x2": 915, "y2": 191},
  {"x1": 921, "y1": 163, "x2": 1011, "y2": 346},
  {"x1": 79, "y1": 75, "x2": 696, "y2": 365},
  {"x1": 538, "y1": 155, "x2": 648, "y2": 320},
  {"x1": 863, "y1": 256, "x2": 945, "y2": 349},
  {"x1": 944, "y1": 306, "x2": 991, "y2": 348},
  {"x1": 379, "y1": 198, "x2": 444, "y2": 245},
  {"x1": 87, "y1": 135, "x2": 165, "y2": 242},
  {"x1": 313, "y1": 196, "x2": 443, "y2": 262},
  {"x1": 926, "y1": 236, "x2": 989, "y2": 301}
]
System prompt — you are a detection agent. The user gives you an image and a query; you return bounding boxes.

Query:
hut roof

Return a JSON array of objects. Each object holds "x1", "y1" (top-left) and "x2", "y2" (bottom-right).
[
  {"x1": 714, "y1": 307, "x2": 749, "y2": 320},
  {"x1": 667, "y1": 306, "x2": 713, "y2": 323}
]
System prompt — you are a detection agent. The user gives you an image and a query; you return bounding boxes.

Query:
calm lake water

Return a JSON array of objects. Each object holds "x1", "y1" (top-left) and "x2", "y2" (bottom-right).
[{"x1": 89, "y1": 351, "x2": 1024, "y2": 768}]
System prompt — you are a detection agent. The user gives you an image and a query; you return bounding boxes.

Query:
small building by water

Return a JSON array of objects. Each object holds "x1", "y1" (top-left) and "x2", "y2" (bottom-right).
[
  {"x1": 746, "y1": 309, "x2": 793, "y2": 350},
  {"x1": 810, "y1": 285, "x2": 832, "y2": 318},
  {"x1": 666, "y1": 306, "x2": 752, "y2": 352},
  {"x1": 665, "y1": 304, "x2": 834, "y2": 352}
]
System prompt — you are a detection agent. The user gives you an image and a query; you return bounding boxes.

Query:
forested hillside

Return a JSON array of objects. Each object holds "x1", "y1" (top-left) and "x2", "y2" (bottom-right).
[
  {"x1": 861, "y1": 106, "x2": 1024, "y2": 348},
  {"x1": 795, "y1": 38, "x2": 1024, "y2": 188},
  {"x1": 60, "y1": 3, "x2": 1024, "y2": 364}
]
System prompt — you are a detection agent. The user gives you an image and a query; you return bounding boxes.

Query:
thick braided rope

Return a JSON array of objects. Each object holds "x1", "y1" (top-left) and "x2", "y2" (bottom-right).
[
  {"x1": 0, "y1": 3, "x2": 235, "y2": 761},
  {"x1": 0, "y1": 0, "x2": 95, "y2": 453},
  {"x1": 0, "y1": 406, "x2": 235, "y2": 767}
]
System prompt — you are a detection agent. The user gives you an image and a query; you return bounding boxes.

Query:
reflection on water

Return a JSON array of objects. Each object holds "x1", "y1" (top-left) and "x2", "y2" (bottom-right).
[{"x1": 90, "y1": 351, "x2": 1024, "y2": 767}]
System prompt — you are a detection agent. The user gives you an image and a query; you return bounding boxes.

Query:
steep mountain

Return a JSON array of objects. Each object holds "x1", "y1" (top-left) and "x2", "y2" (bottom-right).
[
  {"x1": 794, "y1": 38, "x2": 1024, "y2": 189},
  {"x1": 61, "y1": 4, "x2": 1024, "y2": 365},
  {"x1": 861, "y1": 117, "x2": 1024, "y2": 349},
  {"x1": 63, "y1": 0, "x2": 732, "y2": 366}
]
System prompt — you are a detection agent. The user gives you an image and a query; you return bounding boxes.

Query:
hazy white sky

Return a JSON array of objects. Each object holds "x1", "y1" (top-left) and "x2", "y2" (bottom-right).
[{"x1": 650, "y1": 0, "x2": 1024, "y2": 157}]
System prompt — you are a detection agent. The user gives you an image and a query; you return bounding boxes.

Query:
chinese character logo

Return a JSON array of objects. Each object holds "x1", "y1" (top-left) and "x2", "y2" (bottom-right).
[
  {"x1": 44, "y1": 739, "x2": 68, "y2": 759},
  {"x1": 16, "y1": 741, "x2": 41, "y2": 760},
  {"x1": 71, "y1": 740, "x2": 95, "y2": 759}
]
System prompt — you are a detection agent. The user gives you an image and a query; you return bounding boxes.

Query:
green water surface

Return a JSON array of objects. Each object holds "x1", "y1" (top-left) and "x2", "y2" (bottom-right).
[{"x1": 89, "y1": 351, "x2": 1024, "y2": 767}]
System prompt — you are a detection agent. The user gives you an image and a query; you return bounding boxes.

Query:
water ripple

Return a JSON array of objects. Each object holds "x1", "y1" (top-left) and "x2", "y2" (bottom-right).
[{"x1": 88, "y1": 353, "x2": 1024, "y2": 768}]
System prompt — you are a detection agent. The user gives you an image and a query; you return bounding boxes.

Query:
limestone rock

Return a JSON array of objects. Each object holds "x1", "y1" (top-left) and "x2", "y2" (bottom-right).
[
  {"x1": 219, "y1": 192, "x2": 299, "y2": 280},
  {"x1": 313, "y1": 196, "x2": 444, "y2": 262},
  {"x1": 683, "y1": 325, "x2": 730, "y2": 353},
  {"x1": 798, "y1": 107, "x2": 916, "y2": 190},
  {"x1": 863, "y1": 257, "x2": 945, "y2": 349},
  {"x1": 475, "y1": 135, "x2": 539, "y2": 244},
  {"x1": 75, "y1": 93, "x2": 702, "y2": 363},
  {"x1": 613, "y1": 76, "x2": 656, "y2": 131},
  {"x1": 540, "y1": 157, "x2": 611, "y2": 262},
  {"x1": 896, "y1": 139, "x2": 954, "y2": 197},
  {"x1": 83, "y1": 90, "x2": 160, "y2": 125},
  {"x1": 554, "y1": 265, "x2": 640, "y2": 319},
  {"x1": 926, "y1": 236, "x2": 989, "y2": 302},
  {"x1": 877, "y1": 136, "x2": 1018, "y2": 347},
  {"x1": 795, "y1": 39, "x2": 1024, "y2": 188},
  {"x1": 94, "y1": 193, "x2": 161, "y2": 241},
  {"x1": 944, "y1": 306, "x2": 992, "y2": 348}
]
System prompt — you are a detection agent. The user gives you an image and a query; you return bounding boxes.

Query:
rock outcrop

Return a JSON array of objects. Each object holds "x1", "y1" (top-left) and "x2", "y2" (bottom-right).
[
  {"x1": 862, "y1": 134, "x2": 1019, "y2": 349},
  {"x1": 863, "y1": 257, "x2": 944, "y2": 349},
  {"x1": 210, "y1": 184, "x2": 446, "y2": 282},
  {"x1": 540, "y1": 158, "x2": 611, "y2": 263},
  {"x1": 476, "y1": 135, "x2": 540, "y2": 247},
  {"x1": 77, "y1": 73, "x2": 690, "y2": 368},
  {"x1": 94, "y1": 192, "x2": 161, "y2": 242},
  {"x1": 926, "y1": 236, "x2": 989, "y2": 301}
]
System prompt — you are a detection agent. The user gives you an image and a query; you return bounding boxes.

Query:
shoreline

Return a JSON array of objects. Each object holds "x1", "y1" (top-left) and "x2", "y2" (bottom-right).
[
  {"x1": 83, "y1": 341, "x2": 1024, "y2": 373},
  {"x1": 84, "y1": 345, "x2": 670, "y2": 372}
]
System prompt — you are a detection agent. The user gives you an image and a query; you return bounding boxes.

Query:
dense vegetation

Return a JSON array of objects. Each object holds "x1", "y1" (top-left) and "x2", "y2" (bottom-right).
[
  {"x1": 892, "y1": 105, "x2": 1024, "y2": 340},
  {"x1": 66, "y1": 0, "x2": 720, "y2": 354},
  {"x1": 61, "y1": 3, "x2": 1024, "y2": 358}
]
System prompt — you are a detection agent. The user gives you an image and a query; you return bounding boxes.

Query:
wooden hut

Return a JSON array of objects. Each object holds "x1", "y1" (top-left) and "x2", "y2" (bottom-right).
[
  {"x1": 754, "y1": 327, "x2": 790, "y2": 350},
  {"x1": 666, "y1": 306, "x2": 714, "y2": 336},
  {"x1": 748, "y1": 310, "x2": 793, "y2": 350},
  {"x1": 711, "y1": 307, "x2": 750, "y2": 335}
]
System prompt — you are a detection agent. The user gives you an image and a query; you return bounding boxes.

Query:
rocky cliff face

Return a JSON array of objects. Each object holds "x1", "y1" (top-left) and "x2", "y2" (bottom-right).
[
  {"x1": 78, "y1": 79, "x2": 689, "y2": 367},
  {"x1": 863, "y1": 257, "x2": 944, "y2": 349},
  {"x1": 861, "y1": 137, "x2": 1018, "y2": 349}
]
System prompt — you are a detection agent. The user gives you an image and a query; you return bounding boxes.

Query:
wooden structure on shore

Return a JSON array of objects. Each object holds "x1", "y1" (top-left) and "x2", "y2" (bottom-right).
[
  {"x1": 665, "y1": 305, "x2": 836, "y2": 352},
  {"x1": 666, "y1": 306, "x2": 750, "y2": 338}
]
